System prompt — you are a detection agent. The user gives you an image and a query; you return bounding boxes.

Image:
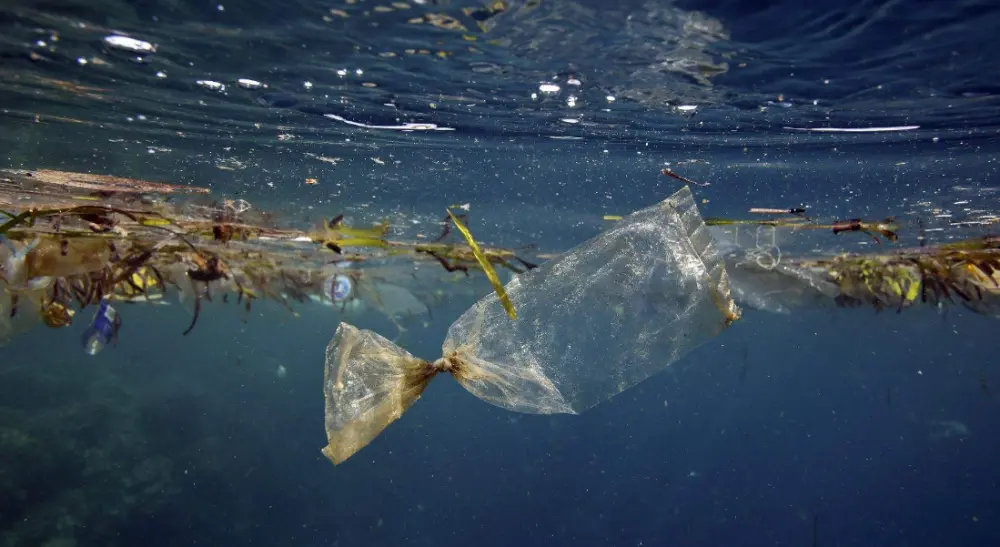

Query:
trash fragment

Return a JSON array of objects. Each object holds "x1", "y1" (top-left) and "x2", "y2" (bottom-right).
[
  {"x1": 237, "y1": 78, "x2": 266, "y2": 90},
  {"x1": 196, "y1": 80, "x2": 226, "y2": 92},
  {"x1": 81, "y1": 299, "x2": 119, "y2": 355},
  {"x1": 103, "y1": 35, "x2": 156, "y2": 54},
  {"x1": 662, "y1": 168, "x2": 710, "y2": 187},
  {"x1": 324, "y1": 274, "x2": 354, "y2": 303}
]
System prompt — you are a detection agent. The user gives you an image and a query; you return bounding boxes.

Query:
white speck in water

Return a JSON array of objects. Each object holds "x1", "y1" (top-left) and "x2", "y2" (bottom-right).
[
  {"x1": 566, "y1": 77, "x2": 581, "y2": 86},
  {"x1": 196, "y1": 80, "x2": 225, "y2": 92},
  {"x1": 103, "y1": 34, "x2": 156, "y2": 54},
  {"x1": 538, "y1": 83, "x2": 560, "y2": 94},
  {"x1": 676, "y1": 105, "x2": 697, "y2": 112},
  {"x1": 238, "y1": 78, "x2": 264, "y2": 90},
  {"x1": 606, "y1": 95, "x2": 616, "y2": 102},
  {"x1": 303, "y1": 81, "x2": 313, "y2": 89},
  {"x1": 155, "y1": 71, "x2": 167, "y2": 78}
]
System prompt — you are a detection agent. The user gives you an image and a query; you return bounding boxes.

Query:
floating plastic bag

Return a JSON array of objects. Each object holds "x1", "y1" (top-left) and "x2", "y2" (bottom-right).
[
  {"x1": 322, "y1": 186, "x2": 741, "y2": 465},
  {"x1": 708, "y1": 222, "x2": 840, "y2": 313}
]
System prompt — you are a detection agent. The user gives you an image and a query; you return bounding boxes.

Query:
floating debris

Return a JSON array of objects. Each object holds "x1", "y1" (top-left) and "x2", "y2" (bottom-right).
[
  {"x1": 304, "y1": 153, "x2": 341, "y2": 165},
  {"x1": 196, "y1": 80, "x2": 226, "y2": 92},
  {"x1": 103, "y1": 35, "x2": 156, "y2": 54},
  {"x1": 324, "y1": 113, "x2": 455, "y2": 131},
  {"x1": 0, "y1": 168, "x2": 540, "y2": 345},
  {"x1": 237, "y1": 78, "x2": 265, "y2": 90},
  {"x1": 784, "y1": 125, "x2": 920, "y2": 133},
  {"x1": 662, "y1": 168, "x2": 710, "y2": 187}
]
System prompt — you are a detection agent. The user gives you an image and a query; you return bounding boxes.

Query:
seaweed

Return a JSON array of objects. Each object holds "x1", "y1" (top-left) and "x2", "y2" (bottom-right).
[{"x1": 446, "y1": 209, "x2": 516, "y2": 319}]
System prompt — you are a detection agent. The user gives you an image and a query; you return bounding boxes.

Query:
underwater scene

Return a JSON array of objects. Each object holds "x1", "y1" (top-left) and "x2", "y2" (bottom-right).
[{"x1": 1, "y1": 0, "x2": 999, "y2": 545}]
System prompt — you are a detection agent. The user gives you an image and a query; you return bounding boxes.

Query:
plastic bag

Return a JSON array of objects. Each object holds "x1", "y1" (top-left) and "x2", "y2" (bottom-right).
[
  {"x1": 725, "y1": 260, "x2": 841, "y2": 314},
  {"x1": 709, "y1": 222, "x2": 840, "y2": 313},
  {"x1": 322, "y1": 186, "x2": 740, "y2": 464}
]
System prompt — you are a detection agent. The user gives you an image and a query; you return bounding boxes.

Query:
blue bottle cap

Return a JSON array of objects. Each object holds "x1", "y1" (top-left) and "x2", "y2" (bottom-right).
[{"x1": 326, "y1": 274, "x2": 353, "y2": 302}]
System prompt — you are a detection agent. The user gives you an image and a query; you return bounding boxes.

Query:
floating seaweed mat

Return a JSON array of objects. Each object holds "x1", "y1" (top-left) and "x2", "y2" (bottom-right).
[
  {"x1": 725, "y1": 248, "x2": 1000, "y2": 317},
  {"x1": 0, "y1": 168, "x2": 209, "y2": 197},
  {"x1": 321, "y1": 186, "x2": 741, "y2": 465},
  {"x1": 0, "y1": 167, "x2": 550, "y2": 346}
]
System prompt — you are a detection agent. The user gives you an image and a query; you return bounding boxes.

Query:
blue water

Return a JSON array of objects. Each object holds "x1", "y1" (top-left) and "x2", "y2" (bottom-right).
[{"x1": 1, "y1": 0, "x2": 1000, "y2": 546}]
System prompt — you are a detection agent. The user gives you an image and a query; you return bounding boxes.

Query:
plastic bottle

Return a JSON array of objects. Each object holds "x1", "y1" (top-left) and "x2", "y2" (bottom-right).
[{"x1": 81, "y1": 300, "x2": 118, "y2": 355}]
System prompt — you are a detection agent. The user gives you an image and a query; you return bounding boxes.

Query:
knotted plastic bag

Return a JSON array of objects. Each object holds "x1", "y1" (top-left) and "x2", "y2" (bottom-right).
[{"x1": 322, "y1": 186, "x2": 740, "y2": 464}]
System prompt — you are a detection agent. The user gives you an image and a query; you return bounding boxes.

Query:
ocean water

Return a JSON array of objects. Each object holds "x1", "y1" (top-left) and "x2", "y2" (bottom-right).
[{"x1": 1, "y1": 0, "x2": 999, "y2": 546}]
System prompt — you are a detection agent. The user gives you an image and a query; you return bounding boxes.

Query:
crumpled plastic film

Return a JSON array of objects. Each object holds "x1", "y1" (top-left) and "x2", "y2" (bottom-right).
[
  {"x1": 725, "y1": 261, "x2": 840, "y2": 314},
  {"x1": 321, "y1": 186, "x2": 740, "y2": 465},
  {"x1": 709, "y1": 222, "x2": 841, "y2": 314},
  {"x1": 322, "y1": 323, "x2": 433, "y2": 464}
]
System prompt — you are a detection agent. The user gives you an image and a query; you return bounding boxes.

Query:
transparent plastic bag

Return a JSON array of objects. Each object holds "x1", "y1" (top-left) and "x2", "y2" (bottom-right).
[
  {"x1": 322, "y1": 186, "x2": 740, "y2": 464},
  {"x1": 710, "y1": 222, "x2": 839, "y2": 313}
]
